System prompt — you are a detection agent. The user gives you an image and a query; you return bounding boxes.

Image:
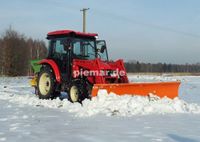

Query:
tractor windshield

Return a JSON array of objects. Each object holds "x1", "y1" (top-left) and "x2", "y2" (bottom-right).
[{"x1": 72, "y1": 38, "x2": 96, "y2": 60}]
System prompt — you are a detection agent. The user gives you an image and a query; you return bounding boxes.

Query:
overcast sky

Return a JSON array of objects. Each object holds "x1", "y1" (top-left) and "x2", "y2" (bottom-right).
[{"x1": 0, "y1": 0, "x2": 200, "y2": 64}]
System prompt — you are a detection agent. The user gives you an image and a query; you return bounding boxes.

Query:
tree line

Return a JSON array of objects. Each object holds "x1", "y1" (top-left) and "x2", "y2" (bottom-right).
[
  {"x1": 0, "y1": 28, "x2": 47, "y2": 76},
  {"x1": 124, "y1": 61, "x2": 200, "y2": 73},
  {"x1": 0, "y1": 28, "x2": 200, "y2": 76}
]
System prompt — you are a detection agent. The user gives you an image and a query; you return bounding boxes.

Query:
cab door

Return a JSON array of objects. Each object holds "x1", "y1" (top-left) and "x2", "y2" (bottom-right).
[{"x1": 48, "y1": 38, "x2": 69, "y2": 74}]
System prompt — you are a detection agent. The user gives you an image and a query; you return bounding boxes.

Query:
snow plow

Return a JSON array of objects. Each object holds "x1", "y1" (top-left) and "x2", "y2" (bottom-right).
[{"x1": 30, "y1": 29, "x2": 180, "y2": 102}]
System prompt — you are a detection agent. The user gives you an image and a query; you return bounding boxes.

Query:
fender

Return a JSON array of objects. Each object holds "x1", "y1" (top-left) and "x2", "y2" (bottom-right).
[{"x1": 39, "y1": 59, "x2": 61, "y2": 83}]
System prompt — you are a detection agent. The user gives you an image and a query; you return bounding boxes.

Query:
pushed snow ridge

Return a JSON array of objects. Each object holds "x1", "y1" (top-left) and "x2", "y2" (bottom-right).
[{"x1": 1, "y1": 88, "x2": 200, "y2": 117}]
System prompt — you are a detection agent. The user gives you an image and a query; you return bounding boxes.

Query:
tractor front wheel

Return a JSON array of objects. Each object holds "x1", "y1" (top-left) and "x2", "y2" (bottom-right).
[
  {"x1": 69, "y1": 80, "x2": 88, "y2": 103},
  {"x1": 69, "y1": 85, "x2": 80, "y2": 103}
]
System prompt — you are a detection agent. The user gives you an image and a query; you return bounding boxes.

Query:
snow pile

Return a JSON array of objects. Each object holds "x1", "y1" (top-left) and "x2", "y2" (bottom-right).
[
  {"x1": 65, "y1": 90, "x2": 200, "y2": 117},
  {"x1": 1, "y1": 89, "x2": 200, "y2": 117}
]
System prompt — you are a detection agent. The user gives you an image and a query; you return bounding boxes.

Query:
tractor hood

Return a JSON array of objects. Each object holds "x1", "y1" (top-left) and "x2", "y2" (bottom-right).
[
  {"x1": 73, "y1": 58, "x2": 126, "y2": 71},
  {"x1": 73, "y1": 58, "x2": 129, "y2": 84}
]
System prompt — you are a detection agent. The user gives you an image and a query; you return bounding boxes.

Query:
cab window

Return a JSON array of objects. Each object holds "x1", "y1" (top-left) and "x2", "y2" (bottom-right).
[
  {"x1": 73, "y1": 38, "x2": 96, "y2": 60},
  {"x1": 96, "y1": 40, "x2": 108, "y2": 61}
]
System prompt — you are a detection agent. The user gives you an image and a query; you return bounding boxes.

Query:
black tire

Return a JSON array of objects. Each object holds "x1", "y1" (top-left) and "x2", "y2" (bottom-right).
[
  {"x1": 68, "y1": 80, "x2": 88, "y2": 103},
  {"x1": 86, "y1": 82, "x2": 93, "y2": 100},
  {"x1": 37, "y1": 66, "x2": 57, "y2": 99}
]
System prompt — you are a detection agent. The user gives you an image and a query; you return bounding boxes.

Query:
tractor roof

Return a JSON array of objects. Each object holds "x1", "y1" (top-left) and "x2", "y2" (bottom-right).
[{"x1": 47, "y1": 30, "x2": 98, "y2": 38}]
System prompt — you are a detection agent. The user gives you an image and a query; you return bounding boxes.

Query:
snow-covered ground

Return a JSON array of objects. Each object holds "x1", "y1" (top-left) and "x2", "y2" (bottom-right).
[{"x1": 0, "y1": 75, "x2": 200, "y2": 142}]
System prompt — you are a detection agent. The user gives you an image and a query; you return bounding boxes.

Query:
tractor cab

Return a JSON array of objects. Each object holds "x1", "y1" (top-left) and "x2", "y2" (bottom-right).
[
  {"x1": 47, "y1": 30, "x2": 108, "y2": 61},
  {"x1": 46, "y1": 30, "x2": 109, "y2": 76}
]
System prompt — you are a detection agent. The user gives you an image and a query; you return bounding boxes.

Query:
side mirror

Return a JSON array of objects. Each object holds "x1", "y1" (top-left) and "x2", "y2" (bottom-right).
[{"x1": 100, "y1": 45, "x2": 106, "y2": 53}]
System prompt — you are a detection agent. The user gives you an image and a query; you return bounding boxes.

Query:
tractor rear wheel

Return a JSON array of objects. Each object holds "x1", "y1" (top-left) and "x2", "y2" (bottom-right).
[{"x1": 37, "y1": 66, "x2": 56, "y2": 99}]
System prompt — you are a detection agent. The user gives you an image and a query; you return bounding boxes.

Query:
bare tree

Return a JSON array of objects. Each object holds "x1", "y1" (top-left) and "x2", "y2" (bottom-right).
[
  {"x1": 0, "y1": 28, "x2": 47, "y2": 76},
  {"x1": 0, "y1": 38, "x2": 3, "y2": 75}
]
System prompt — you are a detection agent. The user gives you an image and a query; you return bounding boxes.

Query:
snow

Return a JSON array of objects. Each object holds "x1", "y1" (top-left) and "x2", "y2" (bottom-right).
[{"x1": 0, "y1": 75, "x2": 200, "y2": 141}]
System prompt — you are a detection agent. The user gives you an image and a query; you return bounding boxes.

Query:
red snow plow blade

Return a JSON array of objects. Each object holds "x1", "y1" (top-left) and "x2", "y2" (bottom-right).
[{"x1": 91, "y1": 81, "x2": 181, "y2": 99}]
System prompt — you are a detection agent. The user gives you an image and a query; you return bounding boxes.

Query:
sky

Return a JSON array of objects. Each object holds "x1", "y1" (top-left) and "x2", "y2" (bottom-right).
[{"x1": 0, "y1": 0, "x2": 200, "y2": 64}]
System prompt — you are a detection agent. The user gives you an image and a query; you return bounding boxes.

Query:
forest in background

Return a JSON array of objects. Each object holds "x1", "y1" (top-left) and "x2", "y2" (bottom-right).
[
  {"x1": 0, "y1": 28, "x2": 200, "y2": 76},
  {"x1": 124, "y1": 61, "x2": 200, "y2": 73},
  {"x1": 0, "y1": 28, "x2": 47, "y2": 76}
]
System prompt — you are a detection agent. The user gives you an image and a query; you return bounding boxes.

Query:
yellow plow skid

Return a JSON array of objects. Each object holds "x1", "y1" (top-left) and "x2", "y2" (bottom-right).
[
  {"x1": 29, "y1": 77, "x2": 37, "y2": 87},
  {"x1": 91, "y1": 81, "x2": 181, "y2": 99}
]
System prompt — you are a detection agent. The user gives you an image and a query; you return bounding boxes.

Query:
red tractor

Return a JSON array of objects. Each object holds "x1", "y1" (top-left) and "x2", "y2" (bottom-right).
[{"x1": 30, "y1": 29, "x2": 180, "y2": 103}]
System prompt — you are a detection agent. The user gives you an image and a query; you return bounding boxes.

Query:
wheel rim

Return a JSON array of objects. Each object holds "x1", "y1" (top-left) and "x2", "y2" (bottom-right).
[
  {"x1": 70, "y1": 86, "x2": 79, "y2": 102},
  {"x1": 39, "y1": 73, "x2": 51, "y2": 96}
]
